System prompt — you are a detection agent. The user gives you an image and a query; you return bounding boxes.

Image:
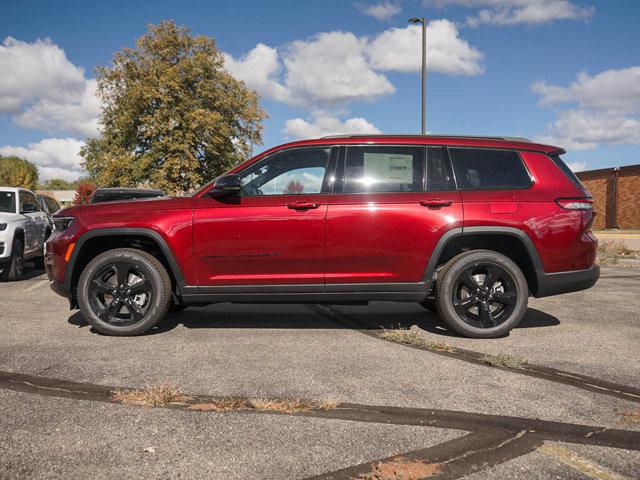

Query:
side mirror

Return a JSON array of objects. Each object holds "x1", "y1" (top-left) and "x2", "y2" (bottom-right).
[
  {"x1": 21, "y1": 203, "x2": 37, "y2": 214},
  {"x1": 208, "y1": 174, "x2": 241, "y2": 198}
]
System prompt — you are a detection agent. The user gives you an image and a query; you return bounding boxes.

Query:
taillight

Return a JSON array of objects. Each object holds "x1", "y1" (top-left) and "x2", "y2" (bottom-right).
[{"x1": 555, "y1": 198, "x2": 593, "y2": 210}]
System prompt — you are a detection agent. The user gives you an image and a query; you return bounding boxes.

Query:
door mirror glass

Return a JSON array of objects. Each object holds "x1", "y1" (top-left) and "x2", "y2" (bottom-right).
[
  {"x1": 21, "y1": 203, "x2": 37, "y2": 214},
  {"x1": 208, "y1": 174, "x2": 241, "y2": 198}
]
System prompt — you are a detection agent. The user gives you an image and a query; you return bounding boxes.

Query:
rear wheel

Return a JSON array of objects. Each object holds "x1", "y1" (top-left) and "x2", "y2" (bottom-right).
[
  {"x1": 0, "y1": 238, "x2": 24, "y2": 282},
  {"x1": 77, "y1": 248, "x2": 172, "y2": 336},
  {"x1": 436, "y1": 250, "x2": 528, "y2": 338}
]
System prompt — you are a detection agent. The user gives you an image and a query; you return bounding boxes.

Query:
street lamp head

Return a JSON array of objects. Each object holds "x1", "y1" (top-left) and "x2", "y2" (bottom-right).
[{"x1": 408, "y1": 17, "x2": 423, "y2": 24}]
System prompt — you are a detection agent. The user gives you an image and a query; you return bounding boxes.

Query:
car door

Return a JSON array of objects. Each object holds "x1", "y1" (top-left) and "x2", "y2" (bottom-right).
[
  {"x1": 324, "y1": 145, "x2": 463, "y2": 288},
  {"x1": 193, "y1": 146, "x2": 337, "y2": 288}
]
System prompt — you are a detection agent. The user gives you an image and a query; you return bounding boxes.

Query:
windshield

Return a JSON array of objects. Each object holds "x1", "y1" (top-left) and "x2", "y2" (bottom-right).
[{"x1": 0, "y1": 192, "x2": 16, "y2": 213}]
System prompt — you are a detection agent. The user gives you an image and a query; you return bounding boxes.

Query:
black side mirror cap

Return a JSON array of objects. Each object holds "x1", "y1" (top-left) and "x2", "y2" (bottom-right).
[{"x1": 208, "y1": 174, "x2": 241, "y2": 198}]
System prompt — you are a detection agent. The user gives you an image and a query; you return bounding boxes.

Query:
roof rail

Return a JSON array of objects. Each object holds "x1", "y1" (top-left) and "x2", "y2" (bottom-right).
[{"x1": 319, "y1": 134, "x2": 533, "y2": 143}]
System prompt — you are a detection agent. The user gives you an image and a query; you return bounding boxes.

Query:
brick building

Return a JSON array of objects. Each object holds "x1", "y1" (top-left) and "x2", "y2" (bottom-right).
[{"x1": 576, "y1": 164, "x2": 640, "y2": 230}]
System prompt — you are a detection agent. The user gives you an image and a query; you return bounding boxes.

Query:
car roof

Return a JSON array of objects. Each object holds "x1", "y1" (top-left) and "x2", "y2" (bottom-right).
[
  {"x1": 255, "y1": 134, "x2": 564, "y2": 156},
  {"x1": 0, "y1": 187, "x2": 21, "y2": 193},
  {"x1": 93, "y1": 188, "x2": 165, "y2": 194}
]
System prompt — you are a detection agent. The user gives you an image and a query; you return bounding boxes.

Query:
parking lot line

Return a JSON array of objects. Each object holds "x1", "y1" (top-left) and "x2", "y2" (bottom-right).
[
  {"x1": 26, "y1": 279, "x2": 49, "y2": 291},
  {"x1": 539, "y1": 444, "x2": 629, "y2": 480}
]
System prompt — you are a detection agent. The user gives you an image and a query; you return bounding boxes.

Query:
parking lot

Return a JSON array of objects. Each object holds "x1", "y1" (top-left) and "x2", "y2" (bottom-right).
[{"x1": 1, "y1": 265, "x2": 639, "y2": 479}]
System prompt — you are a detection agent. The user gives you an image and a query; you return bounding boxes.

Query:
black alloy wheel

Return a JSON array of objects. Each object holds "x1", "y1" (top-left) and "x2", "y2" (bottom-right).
[
  {"x1": 451, "y1": 263, "x2": 518, "y2": 329},
  {"x1": 436, "y1": 250, "x2": 528, "y2": 338},
  {"x1": 87, "y1": 261, "x2": 153, "y2": 326},
  {"x1": 77, "y1": 248, "x2": 172, "y2": 336}
]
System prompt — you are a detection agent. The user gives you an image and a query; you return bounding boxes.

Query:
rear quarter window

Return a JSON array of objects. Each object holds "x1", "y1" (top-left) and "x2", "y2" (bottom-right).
[{"x1": 449, "y1": 148, "x2": 532, "y2": 190}]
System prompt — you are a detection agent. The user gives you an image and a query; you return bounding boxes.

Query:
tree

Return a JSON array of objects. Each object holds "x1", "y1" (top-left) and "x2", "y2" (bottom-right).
[
  {"x1": 81, "y1": 20, "x2": 267, "y2": 194},
  {"x1": 283, "y1": 179, "x2": 305, "y2": 195},
  {"x1": 39, "y1": 178, "x2": 76, "y2": 190},
  {"x1": 0, "y1": 155, "x2": 39, "y2": 190},
  {"x1": 73, "y1": 182, "x2": 96, "y2": 205}
]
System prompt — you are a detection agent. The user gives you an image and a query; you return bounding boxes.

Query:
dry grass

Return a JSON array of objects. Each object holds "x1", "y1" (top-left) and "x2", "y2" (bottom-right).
[
  {"x1": 111, "y1": 383, "x2": 192, "y2": 407},
  {"x1": 355, "y1": 457, "x2": 442, "y2": 480},
  {"x1": 617, "y1": 409, "x2": 640, "y2": 426},
  {"x1": 597, "y1": 240, "x2": 640, "y2": 266},
  {"x1": 481, "y1": 353, "x2": 525, "y2": 369},
  {"x1": 187, "y1": 397, "x2": 338, "y2": 413},
  {"x1": 381, "y1": 328, "x2": 454, "y2": 352}
]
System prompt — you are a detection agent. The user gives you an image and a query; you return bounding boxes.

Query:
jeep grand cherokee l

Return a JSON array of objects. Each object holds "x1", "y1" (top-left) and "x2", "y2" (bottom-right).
[{"x1": 45, "y1": 135, "x2": 599, "y2": 337}]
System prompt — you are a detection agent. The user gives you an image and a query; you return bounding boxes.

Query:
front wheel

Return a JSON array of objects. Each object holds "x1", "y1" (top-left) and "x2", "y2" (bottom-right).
[
  {"x1": 0, "y1": 238, "x2": 24, "y2": 282},
  {"x1": 436, "y1": 250, "x2": 528, "y2": 338},
  {"x1": 77, "y1": 248, "x2": 172, "y2": 336}
]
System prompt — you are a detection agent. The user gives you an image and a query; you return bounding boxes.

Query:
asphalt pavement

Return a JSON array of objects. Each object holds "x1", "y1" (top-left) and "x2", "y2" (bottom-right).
[{"x1": 0, "y1": 264, "x2": 638, "y2": 479}]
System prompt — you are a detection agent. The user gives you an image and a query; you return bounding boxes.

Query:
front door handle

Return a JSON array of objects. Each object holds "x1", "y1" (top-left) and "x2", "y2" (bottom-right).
[
  {"x1": 286, "y1": 202, "x2": 320, "y2": 210},
  {"x1": 420, "y1": 199, "x2": 454, "y2": 208}
]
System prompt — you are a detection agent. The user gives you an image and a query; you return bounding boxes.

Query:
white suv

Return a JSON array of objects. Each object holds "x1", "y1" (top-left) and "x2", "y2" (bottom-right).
[{"x1": 0, "y1": 187, "x2": 51, "y2": 281}]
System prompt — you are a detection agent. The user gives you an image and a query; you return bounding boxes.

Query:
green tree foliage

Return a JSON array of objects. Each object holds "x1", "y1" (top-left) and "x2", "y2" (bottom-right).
[
  {"x1": 39, "y1": 178, "x2": 76, "y2": 190},
  {"x1": 81, "y1": 21, "x2": 267, "y2": 194},
  {"x1": 73, "y1": 182, "x2": 96, "y2": 205},
  {"x1": 0, "y1": 155, "x2": 39, "y2": 191}
]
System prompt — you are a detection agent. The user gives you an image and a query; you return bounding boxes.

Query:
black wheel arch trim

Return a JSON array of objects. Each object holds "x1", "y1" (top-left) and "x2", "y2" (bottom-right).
[
  {"x1": 421, "y1": 226, "x2": 548, "y2": 297},
  {"x1": 63, "y1": 228, "x2": 187, "y2": 301}
]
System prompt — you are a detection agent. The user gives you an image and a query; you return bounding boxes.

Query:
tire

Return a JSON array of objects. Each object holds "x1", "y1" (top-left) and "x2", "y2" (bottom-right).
[
  {"x1": 436, "y1": 250, "x2": 528, "y2": 338},
  {"x1": 0, "y1": 238, "x2": 25, "y2": 282},
  {"x1": 33, "y1": 255, "x2": 45, "y2": 270},
  {"x1": 77, "y1": 248, "x2": 172, "y2": 336}
]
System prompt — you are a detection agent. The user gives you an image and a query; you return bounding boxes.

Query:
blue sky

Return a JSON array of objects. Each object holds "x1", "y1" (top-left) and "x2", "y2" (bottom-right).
[{"x1": 0, "y1": 0, "x2": 638, "y2": 180}]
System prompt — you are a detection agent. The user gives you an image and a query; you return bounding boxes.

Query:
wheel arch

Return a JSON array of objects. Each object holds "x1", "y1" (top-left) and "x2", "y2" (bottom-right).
[
  {"x1": 423, "y1": 226, "x2": 544, "y2": 296},
  {"x1": 67, "y1": 228, "x2": 187, "y2": 302}
]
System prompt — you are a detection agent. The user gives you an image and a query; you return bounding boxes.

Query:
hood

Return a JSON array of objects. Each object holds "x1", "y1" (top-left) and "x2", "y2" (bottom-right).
[
  {"x1": 0, "y1": 212, "x2": 22, "y2": 223},
  {"x1": 57, "y1": 196, "x2": 196, "y2": 217}
]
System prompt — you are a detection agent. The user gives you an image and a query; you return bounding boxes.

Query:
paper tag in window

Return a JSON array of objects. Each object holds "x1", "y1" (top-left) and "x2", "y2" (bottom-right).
[{"x1": 363, "y1": 153, "x2": 413, "y2": 183}]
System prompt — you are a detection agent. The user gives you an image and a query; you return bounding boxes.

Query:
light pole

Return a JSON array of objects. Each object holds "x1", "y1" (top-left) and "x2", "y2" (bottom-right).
[{"x1": 409, "y1": 17, "x2": 427, "y2": 134}]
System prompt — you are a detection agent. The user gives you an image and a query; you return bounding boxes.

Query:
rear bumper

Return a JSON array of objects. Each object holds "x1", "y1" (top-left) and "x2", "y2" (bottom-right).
[{"x1": 534, "y1": 264, "x2": 600, "y2": 298}]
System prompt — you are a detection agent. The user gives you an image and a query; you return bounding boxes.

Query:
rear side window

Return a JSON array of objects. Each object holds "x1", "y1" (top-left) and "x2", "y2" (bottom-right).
[
  {"x1": 548, "y1": 153, "x2": 585, "y2": 188},
  {"x1": 343, "y1": 146, "x2": 424, "y2": 193},
  {"x1": 449, "y1": 148, "x2": 531, "y2": 190}
]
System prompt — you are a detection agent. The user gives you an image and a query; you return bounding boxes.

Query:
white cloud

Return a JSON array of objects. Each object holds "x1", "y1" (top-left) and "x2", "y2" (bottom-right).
[
  {"x1": 367, "y1": 20, "x2": 483, "y2": 75},
  {"x1": 282, "y1": 115, "x2": 381, "y2": 139},
  {"x1": 431, "y1": 0, "x2": 595, "y2": 27},
  {"x1": 532, "y1": 67, "x2": 640, "y2": 149},
  {"x1": 223, "y1": 22, "x2": 483, "y2": 107},
  {"x1": 283, "y1": 31, "x2": 395, "y2": 106},
  {"x1": 0, "y1": 138, "x2": 85, "y2": 181},
  {"x1": 357, "y1": 1, "x2": 401, "y2": 21},
  {"x1": 531, "y1": 67, "x2": 640, "y2": 114},
  {"x1": 0, "y1": 37, "x2": 100, "y2": 137},
  {"x1": 222, "y1": 43, "x2": 288, "y2": 103},
  {"x1": 567, "y1": 161, "x2": 586, "y2": 172}
]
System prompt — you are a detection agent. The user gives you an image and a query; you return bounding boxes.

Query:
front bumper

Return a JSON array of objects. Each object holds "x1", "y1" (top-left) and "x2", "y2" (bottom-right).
[{"x1": 534, "y1": 264, "x2": 600, "y2": 298}]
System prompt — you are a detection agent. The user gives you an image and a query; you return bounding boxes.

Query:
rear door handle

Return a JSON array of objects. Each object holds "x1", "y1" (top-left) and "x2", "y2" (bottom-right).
[
  {"x1": 420, "y1": 199, "x2": 453, "y2": 208},
  {"x1": 286, "y1": 202, "x2": 320, "y2": 210}
]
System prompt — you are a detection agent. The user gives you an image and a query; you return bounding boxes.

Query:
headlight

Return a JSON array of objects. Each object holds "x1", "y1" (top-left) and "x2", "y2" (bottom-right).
[
  {"x1": 0, "y1": 223, "x2": 6, "y2": 231},
  {"x1": 53, "y1": 216, "x2": 75, "y2": 231}
]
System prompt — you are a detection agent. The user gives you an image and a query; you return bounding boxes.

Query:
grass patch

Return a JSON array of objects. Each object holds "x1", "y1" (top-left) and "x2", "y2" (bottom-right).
[
  {"x1": 481, "y1": 353, "x2": 525, "y2": 369},
  {"x1": 380, "y1": 328, "x2": 454, "y2": 352},
  {"x1": 187, "y1": 397, "x2": 338, "y2": 413},
  {"x1": 355, "y1": 457, "x2": 442, "y2": 480},
  {"x1": 597, "y1": 240, "x2": 640, "y2": 266},
  {"x1": 111, "y1": 383, "x2": 192, "y2": 407},
  {"x1": 617, "y1": 409, "x2": 640, "y2": 426}
]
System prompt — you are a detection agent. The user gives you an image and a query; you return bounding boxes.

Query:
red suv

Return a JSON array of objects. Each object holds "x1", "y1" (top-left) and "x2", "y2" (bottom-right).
[{"x1": 45, "y1": 135, "x2": 599, "y2": 337}]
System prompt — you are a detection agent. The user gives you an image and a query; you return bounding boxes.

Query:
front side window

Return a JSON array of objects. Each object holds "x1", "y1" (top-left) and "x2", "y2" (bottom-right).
[
  {"x1": 0, "y1": 192, "x2": 16, "y2": 213},
  {"x1": 19, "y1": 191, "x2": 41, "y2": 211},
  {"x1": 239, "y1": 148, "x2": 331, "y2": 196},
  {"x1": 449, "y1": 148, "x2": 531, "y2": 190},
  {"x1": 343, "y1": 146, "x2": 424, "y2": 193}
]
